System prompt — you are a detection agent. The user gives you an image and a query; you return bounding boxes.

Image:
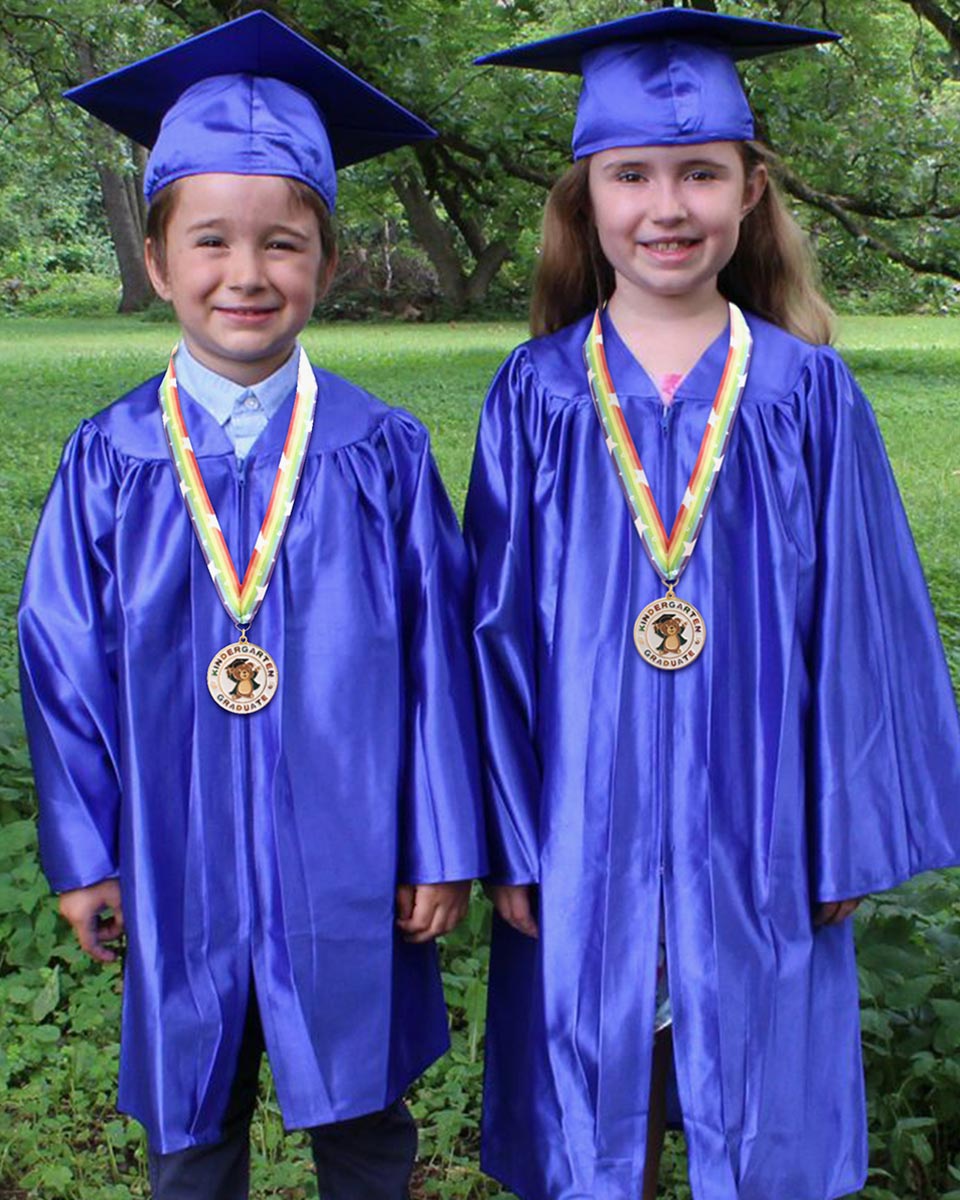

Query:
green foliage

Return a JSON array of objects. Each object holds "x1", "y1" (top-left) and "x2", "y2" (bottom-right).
[
  {"x1": 0, "y1": 315, "x2": 958, "y2": 1198},
  {"x1": 14, "y1": 273, "x2": 121, "y2": 318},
  {"x1": 857, "y1": 878, "x2": 960, "y2": 1198},
  {"x1": 5, "y1": 0, "x2": 957, "y2": 314}
]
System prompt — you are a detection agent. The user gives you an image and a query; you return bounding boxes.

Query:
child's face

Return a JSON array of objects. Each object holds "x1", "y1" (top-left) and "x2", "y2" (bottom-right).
[
  {"x1": 587, "y1": 141, "x2": 766, "y2": 313},
  {"x1": 145, "y1": 173, "x2": 326, "y2": 385}
]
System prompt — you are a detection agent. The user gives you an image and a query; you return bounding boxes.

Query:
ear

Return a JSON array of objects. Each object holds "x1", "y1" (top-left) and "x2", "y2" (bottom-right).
[
  {"x1": 144, "y1": 238, "x2": 173, "y2": 302},
  {"x1": 740, "y1": 161, "x2": 768, "y2": 220}
]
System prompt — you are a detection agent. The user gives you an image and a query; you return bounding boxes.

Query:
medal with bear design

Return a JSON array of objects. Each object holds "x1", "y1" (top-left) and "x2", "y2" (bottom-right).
[
  {"x1": 583, "y1": 304, "x2": 752, "y2": 670},
  {"x1": 633, "y1": 587, "x2": 706, "y2": 670},
  {"x1": 158, "y1": 346, "x2": 317, "y2": 711}
]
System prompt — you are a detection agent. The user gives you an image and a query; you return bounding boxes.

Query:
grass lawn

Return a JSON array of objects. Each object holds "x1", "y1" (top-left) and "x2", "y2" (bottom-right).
[{"x1": 0, "y1": 313, "x2": 958, "y2": 1200}]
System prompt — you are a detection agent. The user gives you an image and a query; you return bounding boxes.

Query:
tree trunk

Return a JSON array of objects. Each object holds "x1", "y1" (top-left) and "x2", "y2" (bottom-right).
[
  {"x1": 76, "y1": 41, "x2": 153, "y2": 312},
  {"x1": 96, "y1": 155, "x2": 153, "y2": 313},
  {"x1": 465, "y1": 239, "x2": 512, "y2": 304},
  {"x1": 392, "y1": 169, "x2": 468, "y2": 310}
]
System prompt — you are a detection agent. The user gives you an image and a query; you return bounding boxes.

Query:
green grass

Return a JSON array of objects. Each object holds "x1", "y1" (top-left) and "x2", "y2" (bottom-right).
[
  {"x1": 0, "y1": 313, "x2": 959, "y2": 1200},
  {"x1": 834, "y1": 320, "x2": 960, "y2": 681}
]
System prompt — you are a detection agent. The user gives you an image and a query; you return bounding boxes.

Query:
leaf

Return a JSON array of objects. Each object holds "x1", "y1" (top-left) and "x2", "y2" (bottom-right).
[
  {"x1": 0, "y1": 819, "x2": 36, "y2": 853},
  {"x1": 909, "y1": 1051, "x2": 938, "y2": 1077},
  {"x1": 860, "y1": 1008, "x2": 893, "y2": 1039},
  {"x1": 30, "y1": 1023, "x2": 61, "y2": 1043},
  {"x1": 31, "y1": 965, "x2": 60, "y2": 1022},
  {"x1": 931, "y1": 997, "x2": 960, "y2": 1052},
  {"x1": 893, "y1": 1116, "x2": 936, "y2": 1131},
  {"x1": 857, "y1": 939, "x2": 927, "y2": 976},
  {"x1": 884, "y1": 973, "x2": 939, "y2": 1008}
]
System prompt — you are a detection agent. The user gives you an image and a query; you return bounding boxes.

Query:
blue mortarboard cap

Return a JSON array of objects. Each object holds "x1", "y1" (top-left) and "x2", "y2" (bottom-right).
[
  {"x1": 64, "y1": 10, "x2": 437, "y2": 211},
  {"x1": 475, "y1": 8, "x2": 838, "y2": 158}
]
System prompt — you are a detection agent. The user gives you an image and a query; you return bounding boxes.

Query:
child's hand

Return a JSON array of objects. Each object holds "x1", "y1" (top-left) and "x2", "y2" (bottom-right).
[
  {"x1": 814, "y1": 898, "x2": 863, "y2": 926},
  {"x1": 58, "y1": 879, "x2": 125, "y2": 962},
  {"x1": 486, "y1": 883, "x2": 538, "y2": 938},
  {"x1": 395, "y1": 881, "x2": 471, "y2": 943}
]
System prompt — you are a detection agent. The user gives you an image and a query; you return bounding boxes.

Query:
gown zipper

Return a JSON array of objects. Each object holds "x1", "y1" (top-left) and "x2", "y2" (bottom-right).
[{"x1": 233, "y1": 454, "x2": 254, "y2": 941}]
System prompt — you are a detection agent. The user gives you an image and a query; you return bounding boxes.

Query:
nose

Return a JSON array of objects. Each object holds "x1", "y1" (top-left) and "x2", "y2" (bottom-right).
[
  {"x1": 227, "y1": 245, "x2": 267, "y2": 292},
  {"x1": 649, "y1": 179, "x2": 687, "y2": 225}
]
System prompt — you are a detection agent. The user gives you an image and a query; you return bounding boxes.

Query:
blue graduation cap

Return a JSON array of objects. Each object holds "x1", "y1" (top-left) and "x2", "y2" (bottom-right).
[
  {"x1": 475, "y1": 7, "x2": 839, "y2": 159},
  {"x1": 64, "y1": 10, "x2": 437, "y2": 211}
]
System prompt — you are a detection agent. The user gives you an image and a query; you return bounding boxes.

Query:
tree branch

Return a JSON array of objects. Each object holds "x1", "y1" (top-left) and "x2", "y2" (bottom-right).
[
  {"x1": 900, "y1": 0, "x2": 960, "y2": 56},
  {"x1": 778, "y1": 160, "x2": 960, "y2": 282},
  {"x1": 440, "y1": 131, "x2": 558, "y2": 190},
  {"x1": 821, "y1": 195, "x2": 960, "y2": 220}
]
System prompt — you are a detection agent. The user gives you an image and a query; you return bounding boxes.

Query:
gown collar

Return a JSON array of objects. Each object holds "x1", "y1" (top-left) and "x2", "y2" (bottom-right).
[
  {"x1": 599, "y1": 305, "x2": 731, "y2": 402},
  {"x1": 173, "y1": 355, "x2": 307, "y2": 460}
]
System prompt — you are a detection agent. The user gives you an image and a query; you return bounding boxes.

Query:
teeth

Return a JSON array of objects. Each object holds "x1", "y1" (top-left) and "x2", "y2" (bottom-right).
[{"x1": 647, "y1": 241, "x2": 690, "y2": 251}]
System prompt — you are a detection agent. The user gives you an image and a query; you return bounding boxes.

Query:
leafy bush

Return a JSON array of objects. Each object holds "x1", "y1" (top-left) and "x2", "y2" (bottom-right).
[
  {"x1": 857, "y1": 878, "x2": 960, "y2": 1199},
  {"x1": 15, "y1": 274, "x2": 121, "y2": 319}
]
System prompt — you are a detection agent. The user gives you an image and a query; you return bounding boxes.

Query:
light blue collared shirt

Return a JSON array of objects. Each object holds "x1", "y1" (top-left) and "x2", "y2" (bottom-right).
[{"x1": 174, "y1": 343, "x2": 301, "y2": 460}]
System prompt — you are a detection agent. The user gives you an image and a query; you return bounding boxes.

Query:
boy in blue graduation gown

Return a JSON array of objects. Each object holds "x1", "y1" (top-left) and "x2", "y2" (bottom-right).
[
  {"x1": 18, "y1": 13, "x2": 485, "y2": 1198},
  {"x1": 466, "y1": 9, "x2": 960, "y2": 1200}
]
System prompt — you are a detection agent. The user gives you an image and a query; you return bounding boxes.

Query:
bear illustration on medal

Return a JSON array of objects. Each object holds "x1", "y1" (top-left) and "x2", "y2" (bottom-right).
[
  {"x1": 207, "y1": 634, "x2": 279, "y2": 714},
  {"x1": 633, "y1": 589, "x2": 707, "y2": 669}
]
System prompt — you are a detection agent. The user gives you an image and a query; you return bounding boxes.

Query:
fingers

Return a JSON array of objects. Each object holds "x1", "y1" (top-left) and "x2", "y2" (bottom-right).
[
  {"x1": 489, "y1": 884, "x2": 538, "y2": 938},
  {"x1": 58, "y1": 879, "x2": 124, "y2": 962},
  {"x1": 814, "y1": 898, "x2": 863, "y2": 926},
  {"x1": 395, "y1": 884, "x2": 415, "y2": 922},
  {"x1": 396, "y1": 881, "x2": 471, "y2": 943}
]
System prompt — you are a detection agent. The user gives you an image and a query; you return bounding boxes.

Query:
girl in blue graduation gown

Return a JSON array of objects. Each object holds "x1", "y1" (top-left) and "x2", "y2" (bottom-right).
[
  {"x1": 465, "y1": 10, "x2": 960, "y2": 1200},
  {"x1": 18, "y1": 13, "x2": 486, "y2": 1191}
]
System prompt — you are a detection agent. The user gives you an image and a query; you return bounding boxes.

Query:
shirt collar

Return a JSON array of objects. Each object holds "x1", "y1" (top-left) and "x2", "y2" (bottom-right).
[{"x1": 174, "y1": 341, "x2": 301, "y2": 426}]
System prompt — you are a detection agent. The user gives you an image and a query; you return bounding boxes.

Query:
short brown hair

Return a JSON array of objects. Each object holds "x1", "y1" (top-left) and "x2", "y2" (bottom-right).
[{"x1": 145, "y1": 176, "x2": 338, "y2": 287}]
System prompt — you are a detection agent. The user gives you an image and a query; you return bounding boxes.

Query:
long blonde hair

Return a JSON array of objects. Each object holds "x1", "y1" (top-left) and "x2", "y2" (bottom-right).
[{"x1": 530, "y1": 141, "x2": 834, "y2": 345}]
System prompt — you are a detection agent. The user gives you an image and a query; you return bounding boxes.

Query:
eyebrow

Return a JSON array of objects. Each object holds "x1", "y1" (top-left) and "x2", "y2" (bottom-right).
[
  {"x1": 600, "y1": 156, "x2": 732, "y2": 173},
  {"x1": 263, "y1": 224, "x2": 312, "y2": 241},
  {"x1": 183, "y1": 219, "x2": 312, "y2": 239}
]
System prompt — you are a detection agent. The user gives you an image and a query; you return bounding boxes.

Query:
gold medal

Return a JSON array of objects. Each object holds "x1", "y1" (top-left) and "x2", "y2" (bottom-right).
[
  {"x1": 634, "y1": 589, "x2": 706, "y2": 670},
  {"x1": 207, "y1": 634, "x2": 279, "y2": 714}
]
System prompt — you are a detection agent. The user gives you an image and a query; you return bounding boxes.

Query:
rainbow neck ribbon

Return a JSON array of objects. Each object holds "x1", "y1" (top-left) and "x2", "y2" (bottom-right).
[
  {"x1": 584, "y1": 303, "x2": 753, "y2": 586},
  {"x1": 158, "y1": 346, "x2": 317, "y2": 628}
]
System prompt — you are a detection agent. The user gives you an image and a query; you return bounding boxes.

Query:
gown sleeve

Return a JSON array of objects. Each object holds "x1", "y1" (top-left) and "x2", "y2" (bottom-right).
[
  {"x1": 806, "y1": 349, "x2": 960, "y2": 902},
  {"x1": 463, "y1": 354, "x2": 542, "y2": 885},
  {"x1": 384, "y1": 413, "x2": 488, "y2": 885},
  {"x1": 18, "y1": 421, "x2": 123, "y2": 894}
]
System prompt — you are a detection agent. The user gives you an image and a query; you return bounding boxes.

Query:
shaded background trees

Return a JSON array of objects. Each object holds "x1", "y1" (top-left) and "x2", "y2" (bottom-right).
[{"x1": 1, "y1": 0, "x2": 959, "y2": 317}]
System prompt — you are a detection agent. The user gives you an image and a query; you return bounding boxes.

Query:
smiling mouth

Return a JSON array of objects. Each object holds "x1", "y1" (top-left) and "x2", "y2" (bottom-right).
[
  {"x1": 215, "y1": 306, "x2": 281, "y2": 321},
  {"x1": 641, "y1": 239, "x2": 700, "y2": 251},
  {"x1": 218, "y1": 306, "x2": 278, "y2": 313}
]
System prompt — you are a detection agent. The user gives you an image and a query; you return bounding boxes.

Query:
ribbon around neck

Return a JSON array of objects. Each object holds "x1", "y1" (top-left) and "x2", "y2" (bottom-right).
[
  {"x1": 584, "y1": 303, "x2": 753, "y2": 587},
  {"x1": 158, "y1": 345, "x2": 317, "y2": 628}
]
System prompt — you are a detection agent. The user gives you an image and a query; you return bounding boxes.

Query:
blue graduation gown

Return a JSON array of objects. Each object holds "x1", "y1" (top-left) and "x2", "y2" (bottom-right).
[
  {"x1": 19, "y1": 366, "x2": 487, "y2": 1153},
  {"x1": 464, "y1": 310, "x2": 960, "y2": 1200}
]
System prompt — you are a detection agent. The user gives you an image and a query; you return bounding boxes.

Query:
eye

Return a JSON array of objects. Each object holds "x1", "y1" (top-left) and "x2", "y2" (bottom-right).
[
  {"x1": 615, "y1": 169, "x2": 647, "y2": 184},
  {"x1": 686, "y1": 169, "x2": 719, "y2": 182},
  {"x1": 266, "y1": 239, "x2": 299, "y2": 252},
  {"x1": 196, "y1": 235, "x2": 226, "y2": 248}
]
